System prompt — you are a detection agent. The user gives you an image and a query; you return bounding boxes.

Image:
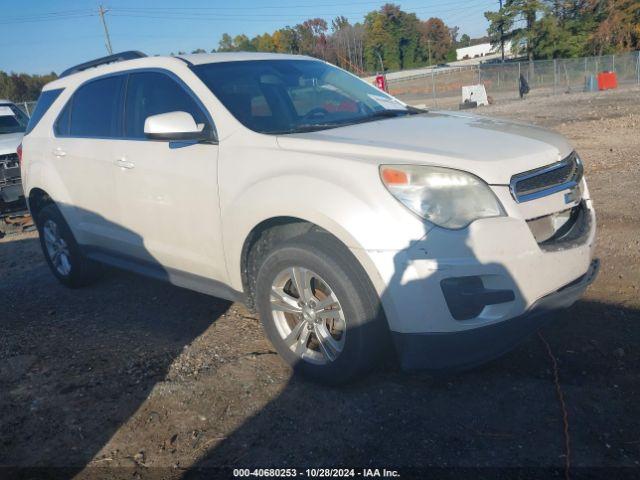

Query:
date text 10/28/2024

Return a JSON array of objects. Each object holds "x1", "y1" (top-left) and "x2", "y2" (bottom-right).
[{"x1": 233, "y1": 468, "x2": 401, "y2": 478}]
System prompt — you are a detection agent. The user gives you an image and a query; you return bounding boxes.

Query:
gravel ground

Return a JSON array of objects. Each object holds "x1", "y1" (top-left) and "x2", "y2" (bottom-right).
[{"x1": 1, "y1": 87, "x2": 639, "y2": 479}]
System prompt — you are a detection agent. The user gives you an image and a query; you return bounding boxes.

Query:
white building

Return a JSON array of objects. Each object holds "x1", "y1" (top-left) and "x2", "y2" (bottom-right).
[{"x1": 456, "y1": 42, "x2": 511, "y2": 61}]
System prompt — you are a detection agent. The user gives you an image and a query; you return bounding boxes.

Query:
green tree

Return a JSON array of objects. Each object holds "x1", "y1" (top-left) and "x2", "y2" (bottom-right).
[
  {"x1": 296, "y1": 18, "x2": 329, "y2": 58},
  {"x1": 273, "y1": 27, "x2": 299, "y2": 53},
  {"x1": 234, "y1": 34, "x2": 255, "y2": 52},
  {"x1": 253, "y1": 33, "x2": 276, "y2": 52},
  {"x1": 485, "y1": 0, "x2": 638, "y2": 60},
  {"x1": 420, "y1": 17, "x2": 453, "y2": 64},
  {"x1": 485, "y1": 0, "x2": 545, "y2": 63},
  {"x1": 364, "y1": 4, "x2": 423, "y2": 72},
  {"x1": 218, "y1": 33, "x2": 235, "y2": 52},
  {"x1": 588, "y1": 0, "x2": 640, "y2": 54},
  {"x1": 0, "y1": 71, "x2": 58, "y2": 102}
]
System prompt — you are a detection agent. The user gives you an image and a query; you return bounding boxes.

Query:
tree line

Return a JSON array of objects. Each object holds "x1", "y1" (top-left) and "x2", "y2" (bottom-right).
[
  {"x1": 0, "y1": 71, "x2": 57, "y2": 103},
  {"x1": 187, "y1": 4, "x2": 466, "y2": 74},
  {"x1": 485, "y1": 0, "x2": 640, "y2": 62}
]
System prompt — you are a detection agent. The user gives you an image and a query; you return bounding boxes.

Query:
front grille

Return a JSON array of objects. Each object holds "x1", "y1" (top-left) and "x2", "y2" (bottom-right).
[
  {"x1": 0, "y1": 153, "x2": 19, "y2": 166},
  {"x1": 510, "y1": 152, "x2": 583, "y2": 203},
  {"x1": 0, "y1": 153, "x2": 21, "y2": 187}
]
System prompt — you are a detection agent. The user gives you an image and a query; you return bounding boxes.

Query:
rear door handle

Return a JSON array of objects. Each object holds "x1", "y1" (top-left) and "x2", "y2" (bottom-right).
[
  {"x1": 52, "y1": 148, "x2": 66, "y2": 157},
  {"x1": 114, "y1": 158, "x2": 135, "y2": 169}
]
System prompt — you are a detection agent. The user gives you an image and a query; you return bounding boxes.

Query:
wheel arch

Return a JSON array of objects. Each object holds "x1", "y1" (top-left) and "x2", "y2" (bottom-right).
[
  {"x1": 237, "y1": 215, "x2": 386, "y2": 311},
  {"x1": 27, "y1": 187, "x2": 55, "y2": 219}
]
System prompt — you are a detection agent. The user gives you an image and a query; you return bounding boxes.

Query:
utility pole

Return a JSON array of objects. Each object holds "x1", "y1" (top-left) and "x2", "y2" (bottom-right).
[
  {"x1": 499, "y1": 0, "x2": 505, "y2": 63},
  {"x1": 99, "y1": 5, "x2": 113, "y2": 55}
]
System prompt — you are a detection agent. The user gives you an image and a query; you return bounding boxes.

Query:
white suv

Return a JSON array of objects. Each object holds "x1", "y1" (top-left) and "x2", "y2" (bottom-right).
[{"x1": 21, "y1": 51, "x2": 597, "y2": 383}]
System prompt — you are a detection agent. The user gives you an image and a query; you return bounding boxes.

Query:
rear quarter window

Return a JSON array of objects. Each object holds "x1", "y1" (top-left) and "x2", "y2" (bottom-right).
[
  {"x1": 25, "y1": 88, "x2": 64, "y2": 135},
  {"x1": 54, "y1": 99, "x2": 72, "y2": 136}
]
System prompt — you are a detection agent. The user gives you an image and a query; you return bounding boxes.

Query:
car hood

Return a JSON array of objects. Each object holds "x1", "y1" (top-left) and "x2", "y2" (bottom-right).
[
  {"x1": 276, "y1": 112, "x2": 573, "y2": 185},
  {"x1": 0, "y1": 132, "x2": 24, "y2": 155}
]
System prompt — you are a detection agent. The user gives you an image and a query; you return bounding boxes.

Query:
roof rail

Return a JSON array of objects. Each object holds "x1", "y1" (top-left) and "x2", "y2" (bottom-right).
[{"x1": 59, "y1": 51, "x2": 147, "y2": 78}]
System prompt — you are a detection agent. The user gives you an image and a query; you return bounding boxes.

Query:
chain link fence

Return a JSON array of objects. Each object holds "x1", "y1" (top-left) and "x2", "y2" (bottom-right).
[
  {"x1": 14, "y1": 101, "x2": 37, "y2": 117},
  {"x1": 387, "y1": 51, "x2": 640, "y2": 109}
]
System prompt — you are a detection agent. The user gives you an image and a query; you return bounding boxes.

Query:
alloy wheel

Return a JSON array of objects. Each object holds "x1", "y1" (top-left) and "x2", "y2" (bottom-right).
[
  {"x1": 43, "y1": 219, "x2": 72, "y2": 276},
  {"x1": 270, "y1": 266, "x2": 346, "y2": 365}
]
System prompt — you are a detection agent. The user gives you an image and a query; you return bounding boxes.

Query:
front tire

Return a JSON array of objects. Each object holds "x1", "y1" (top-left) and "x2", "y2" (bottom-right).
[
  {"x1": 36, "y1": 204, "x2": 101, "y2": 288},
  {"x1": 255, "y1": 232, "x2": 387, "y2": 384}
]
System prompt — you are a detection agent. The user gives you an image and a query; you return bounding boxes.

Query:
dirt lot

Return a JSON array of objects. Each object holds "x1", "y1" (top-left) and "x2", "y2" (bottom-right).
[{"x1": 1, "y1": 87, "x2": 639, "y2": 478}]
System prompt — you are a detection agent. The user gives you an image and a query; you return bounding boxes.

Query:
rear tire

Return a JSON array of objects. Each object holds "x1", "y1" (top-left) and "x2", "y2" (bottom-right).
[
  {"x1": 255, "y1": 232, "x2": 388, "y2": 384},
  {"x1": 36, "y1": 204, "x2": 101, "y2": 288}
]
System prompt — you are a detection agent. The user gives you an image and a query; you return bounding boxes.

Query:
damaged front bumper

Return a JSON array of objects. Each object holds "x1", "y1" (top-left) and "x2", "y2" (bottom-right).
[{"x1": 392, "y1": 259, "x2": 599, "y2": 371}]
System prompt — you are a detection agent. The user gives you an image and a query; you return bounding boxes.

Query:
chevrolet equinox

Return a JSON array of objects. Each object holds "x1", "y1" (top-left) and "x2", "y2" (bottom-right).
[{"x1": 21, "y1": 51, "x2": 598, "y2": 383}]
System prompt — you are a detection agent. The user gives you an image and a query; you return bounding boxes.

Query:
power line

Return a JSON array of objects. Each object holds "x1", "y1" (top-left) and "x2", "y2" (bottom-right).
[
  {"x1": 114, "y1": 1, "x2": 492, "y2": 16},
  {"x1": 0, "y1": 1, "x2": 494, "y2": 26},
  {"x1": 0, "y1": 13, "x2": 95, "y2": 26},
  {"x1": 108, "y1": 0, "x2": 491, "y2": 12},
  {"x1": 107, "y1": 2, "x2": 493, "y2": 22},
  {"x1": 0, "y1": 9, "x2": 94, "y2": 20}
]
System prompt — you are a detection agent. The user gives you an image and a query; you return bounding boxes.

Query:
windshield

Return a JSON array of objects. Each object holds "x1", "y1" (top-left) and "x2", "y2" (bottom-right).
[
  {"x1": 193, "y1": 60, "x2": 418, "y2": 134},
  {"x1": 0, "y1": 104, "x2": 29, "y2": 134}
]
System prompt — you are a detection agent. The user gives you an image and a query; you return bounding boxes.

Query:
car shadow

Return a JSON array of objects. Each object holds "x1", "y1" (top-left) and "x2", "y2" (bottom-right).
[
  {"x1": 2, "y1": 203, "x2": 635, "y2": 478},
  {"x1": 185, "y1": 213, "x2": 636, "y2": 477},
  {"x1": 185, "y1": 298, "x2": 639, "y2": 477},
  {"x1": 0, "y1": 208, "x2": 232, "y2": 478}
]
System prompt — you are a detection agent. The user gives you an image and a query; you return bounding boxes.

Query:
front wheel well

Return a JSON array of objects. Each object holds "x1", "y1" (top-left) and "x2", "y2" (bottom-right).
[{"x1": 241, "y1": 217, "x2": 354, "y2": 311}]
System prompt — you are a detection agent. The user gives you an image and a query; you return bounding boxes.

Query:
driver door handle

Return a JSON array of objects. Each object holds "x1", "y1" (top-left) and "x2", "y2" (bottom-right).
[
  {"x1": 52, "y1": 148, "x2": 66, "y2": 158},
  {"x1": 114, "y1": 157, "x2": 135, "y2": 169}
]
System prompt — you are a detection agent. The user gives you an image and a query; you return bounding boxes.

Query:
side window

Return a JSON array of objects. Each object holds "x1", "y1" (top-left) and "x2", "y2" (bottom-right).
[
  {"x1": 70, "y1": 75, "x2": 125, "y2": 138},
  {"x1": 124, "y1": 72, "x2": 207, "y2": 139},
  {"x1": 54, "y1": 99, "x2": 72, "y2": 136},
  {"x1": 25, "y1": 88, "x2": 63, "y2": 135}
]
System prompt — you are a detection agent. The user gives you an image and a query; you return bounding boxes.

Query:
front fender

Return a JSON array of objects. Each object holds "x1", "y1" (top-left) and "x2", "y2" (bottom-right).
[{"x1": 221, "y1": 168, "x2": 425, "y2": 294}]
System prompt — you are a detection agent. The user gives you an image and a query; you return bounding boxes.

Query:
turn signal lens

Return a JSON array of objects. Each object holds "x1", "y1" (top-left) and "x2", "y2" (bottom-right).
[
  {"x1": 381, "y1": 167, "x2": 408, "y2": 185},
  {"x1": 16, "y1": 143, "x2": 23, "y2": 167}
]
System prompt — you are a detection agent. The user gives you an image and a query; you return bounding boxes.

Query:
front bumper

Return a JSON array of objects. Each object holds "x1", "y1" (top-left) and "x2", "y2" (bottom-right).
[
  {"x1": 364, "y1": 197, "x2": 596, "y2": 334},
  {"x1": 1, "y1": 152, "x2": 25, "y2": 215},
  {"x1": 393, "y1": 259, "x2": 599, "y2": 370}
]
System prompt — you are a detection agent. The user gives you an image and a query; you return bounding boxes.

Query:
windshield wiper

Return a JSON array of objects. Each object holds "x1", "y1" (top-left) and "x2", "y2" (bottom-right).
[
  {"x1": 271, "y1": 107, "x2": 427, "y2": 135},
  {"x1": 271, "y1": 123, "x2": 349, "y2": 135},
  {"x1": 345, "y1": 107, "x2": 423, "y2": 126}
]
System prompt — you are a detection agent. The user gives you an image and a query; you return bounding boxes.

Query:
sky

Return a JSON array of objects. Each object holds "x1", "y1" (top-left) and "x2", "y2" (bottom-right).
[{"x1": 1, "y1": 0, "x2": 495, "y2": 75}]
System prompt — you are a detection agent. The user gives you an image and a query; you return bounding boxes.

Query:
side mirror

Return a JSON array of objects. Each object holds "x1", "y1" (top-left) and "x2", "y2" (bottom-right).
[{"x1": 144, "y1": 111, "x2": 214, "y2": 142}]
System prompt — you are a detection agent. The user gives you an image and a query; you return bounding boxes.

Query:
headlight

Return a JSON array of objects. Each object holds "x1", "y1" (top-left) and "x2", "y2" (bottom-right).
[{"x1": 380, "y1": 165, "x2": 505, "y2": 229}]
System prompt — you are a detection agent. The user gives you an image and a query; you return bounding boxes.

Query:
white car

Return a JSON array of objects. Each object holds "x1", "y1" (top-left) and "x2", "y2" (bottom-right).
[
  {"x1": 21, "y1": 51, "x2": 597, "y2": 383},
  {"x1": 1, "y1": 100, "x2": 29, "y2": 227}
]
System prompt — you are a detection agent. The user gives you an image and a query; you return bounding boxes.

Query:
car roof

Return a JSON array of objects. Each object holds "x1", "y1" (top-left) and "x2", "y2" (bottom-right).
[
  {"x1": 0, "y1": 99, "x2": 14, "y2": 104},
  {"x1": 176, "y1": 52, "x2": 316, "y2": 65},
  {"x1": 44, "y1": 51, "x2": 321, "y2": 91}
]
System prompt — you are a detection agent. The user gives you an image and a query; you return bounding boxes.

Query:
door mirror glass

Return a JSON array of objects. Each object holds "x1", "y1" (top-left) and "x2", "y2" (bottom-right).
[{"x1": 144, "y1": 111, "x2": 211, "y2": 141}]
